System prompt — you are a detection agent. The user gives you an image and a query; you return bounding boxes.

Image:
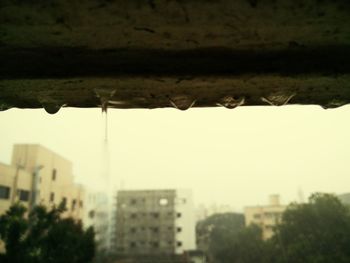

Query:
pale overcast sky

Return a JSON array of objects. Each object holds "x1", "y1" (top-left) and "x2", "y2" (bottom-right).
[{"x1": 1, "y1": 106, "x2": 350, "y2": 211}]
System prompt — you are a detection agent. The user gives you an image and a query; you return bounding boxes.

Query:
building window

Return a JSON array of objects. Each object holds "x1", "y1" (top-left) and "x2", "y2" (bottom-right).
[
  {"x1": 150, "y1": 241, "x2": 159, "y2": 248},
  {"x1": 253, "y1": 214, "x2": 261, "y2": 219},
  {"x1": 89, "y1": 210, "x2": 95, "y2": 219},
  {"x1": 130, "y1": 199, "x2": 137, "y2": 205},
  {"x1": 177, "y1": 227, "x2": 182, "y2": 233},
  {"x1": 0, "y1": 186, "x2": 10, "y2": 200},
  {"x1": 17, "y1": 189, "x2": 30, "y2": 201},
  {"x1": 130, "y1": 213, "x2": 137, "y2": 219},
  {"x1": 151, "y1": 227, "x2": 159, "y2": 233},
  {"x1": 168, "y1": 226, "x2": 173, "y2": 231},
  {"x1": 52, "y1": 169, "x2": 57, "y2": 181},
  {"x1": 50, "y1": 192, "x2": 55, "y2": 202},
  {"x1": 159, "y1": 198, "x2": 169, "y2": 206},
  {"x1": 177, "y1": 241, "x2": 182, "y2": 247},
  {"x1": 130, "y1": 227, "x2": 137, "y2": 233},
  {"x1": 62, "y1": 197, "x2": 67, "y2": 208},
  {"x1": 177, "y1": 212, "x2": 182, "y2": 218},
  {"x1": 80, "y1": 200, "x2": 83, "y2": 208},
  {"x1": 72, "y1": 199, "x2": 76, "y2": 211},
  {"x1": 151, "y1": 212, "x2": 159, "y2": 218},
  {"x1": 130, "y1": 242, "x2": 137, "y2": 248}
]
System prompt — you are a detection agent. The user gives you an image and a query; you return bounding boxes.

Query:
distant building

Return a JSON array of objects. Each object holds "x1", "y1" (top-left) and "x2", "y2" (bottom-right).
[
  {"x1": 0, "y1": 144, "x2": 85, "y2": 252},
  {"x1": 244, "y1": 195, "x2": 286, "y2": 240},
  {"x1": 114, "y1": 189, "x2": 196, "y2": 255},
  {"x1": 196, "y1": 203, "x2": 234, "y2": 222}
]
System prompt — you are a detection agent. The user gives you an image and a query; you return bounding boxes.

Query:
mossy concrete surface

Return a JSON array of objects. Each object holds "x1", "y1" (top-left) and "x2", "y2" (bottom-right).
[{"x1": 1, "y1": 0, "x2": 350, "y2": 111}]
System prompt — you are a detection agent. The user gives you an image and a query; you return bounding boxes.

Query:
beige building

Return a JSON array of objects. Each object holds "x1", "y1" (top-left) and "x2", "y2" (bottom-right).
[
  {"x1": 0, "y1": 144, "x2": 85, "y2": 219},
  {"x1": 244, "y1": 195, "x2": 286, "y2": 240}
]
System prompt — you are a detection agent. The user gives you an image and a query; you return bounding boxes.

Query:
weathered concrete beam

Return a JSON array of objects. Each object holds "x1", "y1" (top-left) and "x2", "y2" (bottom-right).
[
  {"x1": 1, "y1": 0, "x2": 350, "y2": 112},
  {"x1": 2, "y1": 75, "x2": 350, "y2": 112},
  {"x1": 1, "y1": 46, "x2": 350, "y2": 78}
]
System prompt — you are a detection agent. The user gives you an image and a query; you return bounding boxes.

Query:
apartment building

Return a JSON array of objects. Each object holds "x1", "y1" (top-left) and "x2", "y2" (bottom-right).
[
  {"x1": 114, "y1": 189, "x2": 196, "y2": 255},
  {"x1": 244, "y1": 195, "x2": 286, "y2": 240},
  {"x1": 0, "y1": 144, "x2": 85, "y2": 219}
]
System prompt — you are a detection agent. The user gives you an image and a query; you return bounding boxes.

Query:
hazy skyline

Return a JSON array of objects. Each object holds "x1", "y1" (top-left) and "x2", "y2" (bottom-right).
[{"x1": 1, "y1": 106, "x2": 350, "y2": 211}]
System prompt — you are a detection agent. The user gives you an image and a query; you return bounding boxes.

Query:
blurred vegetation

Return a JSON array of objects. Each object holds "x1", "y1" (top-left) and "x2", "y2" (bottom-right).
[
  {"x1": 0, "y1": 202, "x2": 95, "y2": 263},
  {"x1": 2, "y1": 193, "x2": 349, "y2": 263},
  {"x1": 196, "y1": 212, "x2": 245, "y2": 261},
  {"x1": 197, "y1": 193, "x2": 350, "y2": 263}
]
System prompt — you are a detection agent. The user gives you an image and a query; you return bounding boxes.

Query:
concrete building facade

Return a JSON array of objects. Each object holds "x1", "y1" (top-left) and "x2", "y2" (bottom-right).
[
  {"x1": 0, "y1": 144, "x2": 85, "y2": 219},
  {"x1": 0, "y1": 144, "x2": 86, "y2": 253},
  {"x1": 244, "y1": 195, "x2": 286, "y2": 240},
  {"x1": 114, "y1": 189, "x2": 196, "y2": 255}
]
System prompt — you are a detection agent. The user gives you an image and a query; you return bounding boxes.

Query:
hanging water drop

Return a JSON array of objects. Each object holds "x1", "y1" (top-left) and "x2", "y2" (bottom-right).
[
  {"x1": 0, "y1": 103, "x2": 11, "y2": 112},
  {"x1": 169, "y1": 95, "x2": 196, "y2": 111},
  {"x1": 216, "y1": 96, "x2": 245, "y2": 109},
  {"x1": 94, "y1": 88, "x2": 117, "y2": 113},
  {"x1": 43, "y1": 103, "x2": 61, "y2": 114},
  {"x1": 261, "y1": 92, "x2": 295, "y2": 106},
  {"x1": 320, "y1": 99, "x2": 346, "y2": 110}
]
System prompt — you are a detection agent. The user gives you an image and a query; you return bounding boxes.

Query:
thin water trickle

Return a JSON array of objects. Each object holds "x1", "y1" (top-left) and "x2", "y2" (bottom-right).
[
  {"x1": 101, "y1": 110, "x2": 110, "y2": 188},
  {"x1": 104, "y1": 111, "x2": 108, "y2": 143},
  {"x1": 101, "y1": 109, "x2": 115, "y2": 250}
]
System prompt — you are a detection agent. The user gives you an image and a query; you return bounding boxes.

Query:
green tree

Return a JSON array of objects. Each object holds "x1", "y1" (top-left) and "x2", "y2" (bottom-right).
[
  {"x1": 213, "y1": 224, "x2": 271, "y2": 263},
  {"x1": 0, "y1": 203, "x2": 95, "y2": 263},
  {"x1": 0, "y1": 204, "x2": 30, "y2": 263},
  {"x1": 197, "y1": 213, "x2": 248, "y2": 262},
  {"x1": 272, "y1": 193, "x2": 350, "y2": 263}
]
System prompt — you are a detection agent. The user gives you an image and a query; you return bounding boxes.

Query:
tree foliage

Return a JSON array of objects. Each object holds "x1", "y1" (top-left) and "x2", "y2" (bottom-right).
[
  {"x1": 198, "y1": 193, "x2": 350, "y2": 263},
  {"x1": 214, "y1": 224, "x2": 271, "y2": 263},
  {"x1": 272, "y1": 193, "x2": 350, "y2": 263},
  {"x1": 0, "y1": 203, "x2": 95, "y2": 263},
  {"x1": 196, "y1": 213, "x2": 246, "y2": 262}
]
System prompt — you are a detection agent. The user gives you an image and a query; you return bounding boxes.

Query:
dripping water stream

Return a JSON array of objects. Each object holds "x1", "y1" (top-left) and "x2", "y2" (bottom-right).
[
  {"x1": 101, "y1": 110, "x2": 110, "y2": 189},
  {"x1": 101, "y1": 109, "x2": 113, "y2": 249}
]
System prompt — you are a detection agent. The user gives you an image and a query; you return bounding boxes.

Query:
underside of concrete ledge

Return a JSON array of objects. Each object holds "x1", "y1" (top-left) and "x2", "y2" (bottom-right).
[{"x1": 1, "y1": 0, "x2": 350, "y2": 112}]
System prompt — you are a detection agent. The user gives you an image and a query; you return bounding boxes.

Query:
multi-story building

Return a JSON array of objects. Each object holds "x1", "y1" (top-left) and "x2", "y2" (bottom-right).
[
  {"x1": 0, "y1": 144, "x2": 86, "y2": 253},
  {"x1": 244, "y1": 195, "x2": 286, "y2": 240},
  {"x1": 0, "y1": 144, "x2": 85, "y2": 219},
  {"x1": 114, "y1": 189, "x2": 196, "y2": 256}
]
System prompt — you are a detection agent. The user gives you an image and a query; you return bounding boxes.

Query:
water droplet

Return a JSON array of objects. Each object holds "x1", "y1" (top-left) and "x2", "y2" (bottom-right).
[
  {"x1": 43, "y1": 104, "x2": 61, "y2": 114},
  {"x1": 321, "y1": 99, "x2": 346, "y2": 110},
  {"x1": 216, "y1": 96, "x2": 245, "y2": 109},
  {"x1": 169, "y1": 95, "x2": 196, "y2": 110},
  {"x1": 0, "y1": 103, "x2": 11, "y2": 111},
  {"x1": 95, "y1": 89, "x2": 117, "y2": 113},
  {"x1": 261, "y1": 92, "x2": 295, "y2": 106}
]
